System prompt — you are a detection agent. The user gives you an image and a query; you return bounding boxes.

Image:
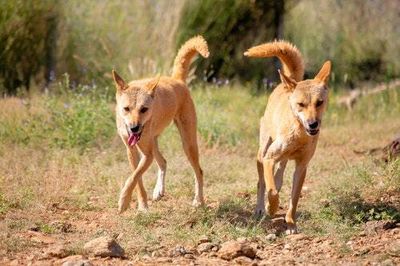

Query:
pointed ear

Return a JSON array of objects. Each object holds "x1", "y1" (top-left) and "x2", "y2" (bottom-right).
[
  {"x1": 314, "y1": 60, "x2": 331, "y2": 84},
  {"x1": 146, "y1": 75, "x2": 161, "y2": 96},
  {"x1": 112, "y1": 70, "x2": 126, "y2": 91},
  {"x1": 278, "y1": 69, "x2": 297, "y2": 91}
]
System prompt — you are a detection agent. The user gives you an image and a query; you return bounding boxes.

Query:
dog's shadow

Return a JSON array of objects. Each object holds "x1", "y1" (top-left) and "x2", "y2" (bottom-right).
[{"x1": 213, "y1": 199, "x2": 295, "y2": 234}]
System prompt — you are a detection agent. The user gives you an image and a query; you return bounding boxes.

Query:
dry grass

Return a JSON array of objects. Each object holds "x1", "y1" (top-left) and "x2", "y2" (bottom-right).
[{"x1": 0, "y1": 85, "x2": 399, "y2": 259}]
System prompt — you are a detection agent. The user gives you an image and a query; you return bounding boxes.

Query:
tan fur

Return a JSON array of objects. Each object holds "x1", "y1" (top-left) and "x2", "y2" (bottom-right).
[
  {"x1": 112, "y1": 36, "x2": 209, "y2": 213},
  {"x1": 245, "y1": 41, "x2": 331, "y2": 234},
  {"x1": 244, "y1": 40, "x2": 304, "y2": 82},
  {"x1": 172, "y1": 35, "x2": 209, "y2": 82}
]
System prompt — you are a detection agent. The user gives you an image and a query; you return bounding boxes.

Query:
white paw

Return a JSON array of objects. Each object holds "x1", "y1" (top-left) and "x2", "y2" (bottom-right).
[
  {"x1": 137, "y1": 205, "x2": 149, "y2": 213},
  {"x1": 152, "y1": 188, "x2": 164, "y2": 201},
  {"x1": 192, "y1": 198, "x2": 205, "y2": 207},
  {"x1": 285, "y1": 225, "x2": 298, "y2": 235}
]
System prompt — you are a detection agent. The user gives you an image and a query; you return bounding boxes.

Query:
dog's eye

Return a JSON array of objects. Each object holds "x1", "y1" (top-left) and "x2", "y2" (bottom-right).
[
  {"x1": 123, "y1": 106, "x2": 130, "y2": 112},
  {"x1": 297, "y1": 103, "x2": 305, "y2": 108},
  {"x1": 140, "y1": 107, "x2": 148, "y2": 113},
  {"x1": 316, "y1": 100, "x2": 324, "y2": 107}
]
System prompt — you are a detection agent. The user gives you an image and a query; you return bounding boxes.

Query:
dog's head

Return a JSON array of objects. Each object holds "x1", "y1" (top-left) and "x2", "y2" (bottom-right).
[
  {"x1": 112, "y1": 70, "x2": 159, "y2": 145},
  {"x1": 279, "y1": 61, "x2": 331, "y2": 136}
]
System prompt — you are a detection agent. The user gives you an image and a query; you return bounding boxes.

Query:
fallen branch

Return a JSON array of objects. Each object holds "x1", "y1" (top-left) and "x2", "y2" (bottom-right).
[
  {"x1": 337, "y1": 79, "x2": 400, "y2": 111},
  {"x1": 354, "y1": 135, "x2": 400, "y2": 162}
]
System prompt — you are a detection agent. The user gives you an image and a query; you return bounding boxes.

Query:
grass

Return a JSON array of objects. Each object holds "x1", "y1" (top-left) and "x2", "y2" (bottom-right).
[{"x1": 0, "y1": 82, "x2": 399, "y2": 258}]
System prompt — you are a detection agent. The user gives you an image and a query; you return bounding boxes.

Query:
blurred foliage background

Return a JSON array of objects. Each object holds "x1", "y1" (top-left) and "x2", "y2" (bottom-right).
[{"x1": 0, "y1": 0, "x2": 399, "y2": 95}]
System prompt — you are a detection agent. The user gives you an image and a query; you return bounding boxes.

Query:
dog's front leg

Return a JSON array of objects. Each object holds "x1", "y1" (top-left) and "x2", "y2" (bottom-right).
[
  {"x1": 118, "y1": 151, "x2": 154, "y2": 214},
  {"x1": 263, "y1": 158, "x2": 279, "y2": 216},
  {"x1": 285, "y1": 160, "x2": 307, "y2": 234},
  {"x1": 126, "y1": 147, "x2": 148, "y2": 211},
  {"x1": 263, "y1": 140, "x2": 284, "y2": 216}
]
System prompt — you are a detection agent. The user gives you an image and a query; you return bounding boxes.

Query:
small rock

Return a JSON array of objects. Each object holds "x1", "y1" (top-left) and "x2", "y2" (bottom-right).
[
  {"x1": 61, "y1": 255, "x2": 92, "y2": 266},
  {"x1": 198, "y1": 235, "x2": 211, "y2": 244},
  {"x1": 184, "y1": 254, "x2": 195, "y2": 259},
  {"x1": 266, "y1": 233, "x2": 277, "y2": 241},
  {"x1": 233, "y1": 256, "x2": 254, "y2": 265},
  {"x1": 62, "y1": 260, "x2": 92, "y2": 266},
  {"x1": 283, "y1": 244, "x2": 291, "y2": 250},
  {"x1": 218, "y1": 240, "x2": 256, "y2": 260},
  {"x1": 364, "y1": 220, "x2": 397, "y2": 235},
  {"x1": 387, "y1": 240, "x2": 400, "y2": 257},
  {"x1": 169, "y1": 245, "x2": 187, "y2": 257},
  {"x1": 208, "y1": 251, "x2": 218, "y2": 258},
  {"x1": 142, "y1": 254, "x2": 151, "y2": 260},
  {"x1": 197, "y1": 242, "x2": 214, "y2": 254},
  {"x1": 358, "y1": 231, "x2": 367, "y2": 237},
  {"x1": 151, "y1": 251, "x2": 160, "y2": 257},
  {"x1": 355, "y1": 247, "x2": 370, "y2": 256},
  {"x1": 83, "y1": 236, "x2": 124, "y2": 258},
  {"x1": 211, "y1": 245, "x2": 219, "y2": 252},
  {"x1": 381, "y1": 259, "x2": 395, "y2": 266},
  {"x1": 44, "y1": 244, "x2": 69, "y2": 258}
]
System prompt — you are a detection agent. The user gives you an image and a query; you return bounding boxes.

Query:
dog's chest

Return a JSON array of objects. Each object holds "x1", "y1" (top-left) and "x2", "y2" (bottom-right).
[{"x1": 282, "y1": 132, "x2": 317, "y2": 159}]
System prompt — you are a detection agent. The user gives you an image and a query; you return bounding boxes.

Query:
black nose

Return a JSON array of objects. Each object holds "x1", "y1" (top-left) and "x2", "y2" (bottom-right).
[
  {"x1": 130, "y1": 124, "x2": 141, "y2": 133},
  {"x1": 309, "y1": 121, "x2": 319, "y2": 129}
]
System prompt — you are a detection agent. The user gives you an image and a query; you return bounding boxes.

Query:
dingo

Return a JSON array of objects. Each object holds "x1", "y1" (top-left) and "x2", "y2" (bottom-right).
[
  {"x1": 112, "y1": 36, "x2": 209, "y2": 213},
  {"x1": 244, "y1": 41, "x2": 331, "y2": 233}
]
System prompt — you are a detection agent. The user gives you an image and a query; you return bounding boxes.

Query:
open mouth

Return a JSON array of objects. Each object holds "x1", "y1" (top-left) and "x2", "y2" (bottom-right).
[
  {"x1": 128, "y1": 132, "x2": 141, "y2": 146},
  {"x1": 306, "y1": 129, "x2": 319, "y2": 136},
  {"x1": 126, "y1": 125, "x2": 143, "y2": 146}
]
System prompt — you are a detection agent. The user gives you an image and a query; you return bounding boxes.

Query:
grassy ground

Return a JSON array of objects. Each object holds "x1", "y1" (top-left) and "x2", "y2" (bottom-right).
[{"x1": 0, "y1": 82, "x2": 399, "y2": 261}]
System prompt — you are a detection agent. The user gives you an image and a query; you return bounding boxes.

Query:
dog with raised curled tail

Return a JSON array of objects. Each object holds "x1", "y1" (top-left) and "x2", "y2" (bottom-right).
[
  {"x1": 245, "y1": 41, "x2": 331, "y2": 234},
  {"x1": 112, "y1": 36, "x2": 209, "y2": 213}
]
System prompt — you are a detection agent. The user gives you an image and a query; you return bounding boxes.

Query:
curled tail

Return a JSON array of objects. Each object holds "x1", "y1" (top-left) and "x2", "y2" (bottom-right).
[
  {"x1": 244, "y1": 40, "x2": 304, "y2": 82},
  {"x1": 172, "y1": 35, "x2": 209, "y2": 83}
]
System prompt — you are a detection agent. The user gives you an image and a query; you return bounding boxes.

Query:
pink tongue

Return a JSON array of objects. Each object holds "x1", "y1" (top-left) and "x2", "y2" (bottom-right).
[{"x1": 128, "y1": 134, "x2": 140, "y2": 146}]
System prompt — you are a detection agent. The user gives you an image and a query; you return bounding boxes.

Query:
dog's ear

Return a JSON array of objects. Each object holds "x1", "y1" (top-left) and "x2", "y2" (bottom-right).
[
  {"x1": 112, "y1": 70, "x2": 127, "y2": 91},
  {"x1": 278, "y1": 69, "x2": 297, "y2": 91},
  {"x1": 146, "y1": 75, "x2": 161, "y2": 96},
  {"x1": 314, "y1": 60, "x2": 331, "y2": 84}
]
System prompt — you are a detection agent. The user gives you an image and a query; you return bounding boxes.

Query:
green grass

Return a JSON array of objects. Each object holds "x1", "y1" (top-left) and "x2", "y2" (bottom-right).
[{"x1": 0, "y1": 83, "x2": 399, "y2": 259}]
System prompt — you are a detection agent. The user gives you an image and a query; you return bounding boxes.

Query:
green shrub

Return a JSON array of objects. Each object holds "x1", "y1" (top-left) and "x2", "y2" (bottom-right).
[
  {"x1": 0, "y1": 0, "x2": 60, "y2": 94},
  {"x1": 0, "y1": 75, "x2": 115, "y2": 151},
  {"x1": 177, "y1": 0, "x2": 291, "y2": 84}
]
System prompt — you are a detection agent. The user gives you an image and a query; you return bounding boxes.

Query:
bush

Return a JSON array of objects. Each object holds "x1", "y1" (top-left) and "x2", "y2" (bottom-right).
[
  {"x1": 0, "y1": 75, "x2": 115, "y2": 151},
  {"x1": 177, "y1": 0, "x2": 291, "y2": 85},
  {"x1": 0, "y1": 0, "x2": 60, "y2": 94}
]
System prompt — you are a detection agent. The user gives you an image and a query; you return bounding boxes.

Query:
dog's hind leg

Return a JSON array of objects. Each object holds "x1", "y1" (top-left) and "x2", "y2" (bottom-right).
[
  {"x1": 275, "y1": 159, "x2": 288, "y2": 192},
  {"x1": 152, "y1": 138, "x2": 167, "y2": 201},
  {"x1": 255, "y1": 137, "x2": 272, "y2": 216},
  {"x1": 174, "y1": 102, "x2": 204, "y2": 207},
  {"x1": 127, "y1": 147, "x2": 148, "y2": 211},
  {"x1": 119, "y1": 143, "x2": 154, "y2": 214},
  {"x1": 285, "y1": 159, "x2": 307, "y2": 234}
]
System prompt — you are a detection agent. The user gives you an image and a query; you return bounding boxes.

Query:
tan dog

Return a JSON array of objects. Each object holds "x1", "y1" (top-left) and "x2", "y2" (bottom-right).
[
  {"x1": 112, "y1": 36, "x2": 209, "y2": 213},
  {"x1": 244, "y1": 41, "x2": 331, "y2": 233}
]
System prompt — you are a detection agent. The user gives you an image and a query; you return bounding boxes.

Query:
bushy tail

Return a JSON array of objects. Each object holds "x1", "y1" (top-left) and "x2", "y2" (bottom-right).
[
  {"x1": 244, "y1": 40, "x2": 304, "y2": 82},
  {"x1": 172, "y1": 35, "x2": 209, "y2": 83}
]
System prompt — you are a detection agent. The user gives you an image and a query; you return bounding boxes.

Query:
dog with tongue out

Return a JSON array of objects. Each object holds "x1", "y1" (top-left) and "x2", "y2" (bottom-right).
[{"x1": 113, "y1": 36, "x2": 209, "y2": 214}]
